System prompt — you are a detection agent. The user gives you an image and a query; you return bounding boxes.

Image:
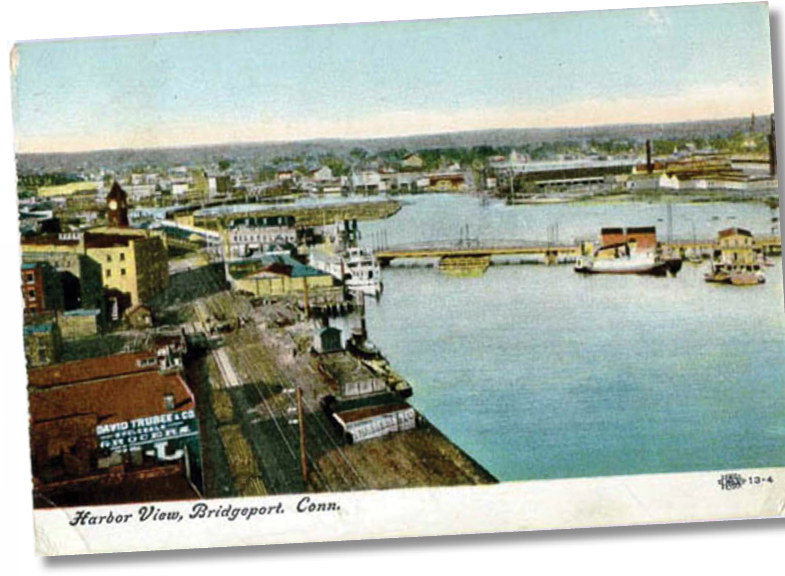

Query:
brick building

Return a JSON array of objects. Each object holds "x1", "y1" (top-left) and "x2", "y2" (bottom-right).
[
  {"x1": 21, "y1": 262, "x2": 64, "y2": 316},
  {"x1": 27, "y1": 348, "x2": 200, "y2": 508}
]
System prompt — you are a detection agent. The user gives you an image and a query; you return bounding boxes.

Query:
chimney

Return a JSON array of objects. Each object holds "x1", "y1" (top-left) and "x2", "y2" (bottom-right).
[
  {"x1": 645, "y1": 140, "x2": 653, "y2": 174},
  {"x1": 769, "y1": 114, "x2": 777, "y2": 176}
]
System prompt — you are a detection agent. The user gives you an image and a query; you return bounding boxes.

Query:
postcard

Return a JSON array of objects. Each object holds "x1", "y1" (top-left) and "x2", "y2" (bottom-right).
[{"x1": 9, "y1": 2, "x2": 784, "y2": 556}]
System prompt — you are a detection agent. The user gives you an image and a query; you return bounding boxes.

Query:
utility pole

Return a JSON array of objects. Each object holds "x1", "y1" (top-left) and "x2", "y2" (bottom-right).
[
  {"x1": 302, "y1": 276, "x2": 310, "y2": 318},
  {"x1": 296, "y1": 387, "x2": 307, "y2": 488}
]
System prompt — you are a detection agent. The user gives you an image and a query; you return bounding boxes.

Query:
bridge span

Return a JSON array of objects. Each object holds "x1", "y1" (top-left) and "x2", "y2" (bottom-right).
[{"x1": 374, "y1": 239, "x2": 582, "y2": 268}]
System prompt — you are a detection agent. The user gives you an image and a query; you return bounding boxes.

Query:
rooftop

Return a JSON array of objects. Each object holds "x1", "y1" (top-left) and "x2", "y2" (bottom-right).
[
  {"x1": 719, "y1": 227, "x2": 753, "y2": 238},
  {"x1": 21, "y1": 234, "x2": 81, "y2": 247},
  {"x1": 320, "y1": 352, "x2": 377, "y2": 385},
  {"x1": 62, "y1": 308, "x2": 101, "y2": 317},
  {"x1": 27, "y1": 350, "x2": 160, "y2": 388},
  {"x1": 231, "y1": 255, "x2": 328, "y2": 280},
  {"x1": 33, "y1": 462, "x2": 198, "y2": 509},
  {"x1": 24, "y1": 322, "x2": 55, "y2": 335},
  {"x1": 336, "y1": 402, "x2": 412, "y2": 424},
  {"x1": 83, "y1": 232, "x2": 136, "y2": 249},
  {"x1": 29, "y1": 370, "x2": 194, "y2": 427}
]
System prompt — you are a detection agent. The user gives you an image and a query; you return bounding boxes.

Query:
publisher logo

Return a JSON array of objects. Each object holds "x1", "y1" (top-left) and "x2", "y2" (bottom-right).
[{"x1": 717, "y1": 473, "x2": 747, "y2": 491}]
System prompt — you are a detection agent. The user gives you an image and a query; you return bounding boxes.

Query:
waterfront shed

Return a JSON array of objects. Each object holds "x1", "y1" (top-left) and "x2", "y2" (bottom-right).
[
  {"x1": 313, "y1": 327, "x2": 343, "y2": 355},
  {"x1": 320, "y1": 352, "x2": 387, "y2": 398},
  {"x1": 333, "y1": 403, "x2": 416, "y2": 444}
]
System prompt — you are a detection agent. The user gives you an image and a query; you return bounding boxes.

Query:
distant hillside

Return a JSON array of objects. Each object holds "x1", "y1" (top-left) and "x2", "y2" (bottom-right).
[{"x1": 15, "y1": 116, "x2": 766, "y2": 174}]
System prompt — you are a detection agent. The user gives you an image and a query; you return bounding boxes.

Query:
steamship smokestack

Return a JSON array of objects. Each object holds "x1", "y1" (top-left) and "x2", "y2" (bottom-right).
[
  {"x1": 645, "y1": 139, "x2": 653, "y2": 174},
  {"x1": 769, "y1": 114, "x2": 777, "y2": 176}
]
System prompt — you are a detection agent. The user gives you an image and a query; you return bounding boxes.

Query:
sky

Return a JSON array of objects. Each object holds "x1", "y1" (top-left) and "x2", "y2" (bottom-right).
[{"x1": 10, "y1": 2, "x2": 776, "y2": 154}]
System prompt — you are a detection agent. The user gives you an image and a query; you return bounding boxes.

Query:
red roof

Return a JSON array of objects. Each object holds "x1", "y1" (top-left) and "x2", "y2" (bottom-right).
[
  {"x1": 336, "y1": 403, "x2": 412, "y2": 424},
  {"x1": 29, "y1": 371, "x2": 194, "y2": 427},
  {"x1": 21, "y1": 234, "x2": 80, "y2": 247},
  {"x1": 27, "y1": 350, "x2": 159, "y2": 388},
  {"x1": 718, "y1": 227, "x2": 752, "y2": 238}
]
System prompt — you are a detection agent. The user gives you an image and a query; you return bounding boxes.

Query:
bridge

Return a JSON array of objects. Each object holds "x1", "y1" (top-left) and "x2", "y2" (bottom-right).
[
  {"x1": 374, "y1": 239, "x2": 583, "y2": 270},
  {"x1": 374, "y1": 235, "x2": 782, "y2": 271}
]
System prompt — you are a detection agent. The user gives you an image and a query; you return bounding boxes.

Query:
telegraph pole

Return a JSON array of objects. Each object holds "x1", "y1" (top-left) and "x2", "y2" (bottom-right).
[
  {"x1": 296, "y1": 387, "x2": 307, "y2": 488},
  {"x1": 302, "y1": 276, "x2": 310, "y2": 318}
]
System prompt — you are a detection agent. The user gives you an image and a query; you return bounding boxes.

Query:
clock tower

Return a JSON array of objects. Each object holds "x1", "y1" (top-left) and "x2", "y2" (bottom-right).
[{"x1": 106, "y1": 181, "x2": 129, "y2": 228}]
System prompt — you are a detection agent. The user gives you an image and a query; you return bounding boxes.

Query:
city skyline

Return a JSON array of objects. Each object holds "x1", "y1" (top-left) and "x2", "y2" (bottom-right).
[{"x1": 11, "y1": 3, "x2": 775, "y2": 154}]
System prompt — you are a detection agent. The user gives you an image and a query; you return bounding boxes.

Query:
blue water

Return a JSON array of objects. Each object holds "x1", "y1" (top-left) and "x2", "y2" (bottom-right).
[{"x1": 357, "y1": 194, "x2": 785, "y2": 481}]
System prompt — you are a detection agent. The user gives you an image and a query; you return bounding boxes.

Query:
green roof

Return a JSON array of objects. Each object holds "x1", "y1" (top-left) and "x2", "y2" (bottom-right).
[
  {"x1": 63, "y1": 309, "x2": 100, "y2": 317},
  {"x1": 24, "y1": 322, "x2": 55, "y2": 335},
  {"x1": 230, "y1": 255, "x2": 327, "y2": 280}
]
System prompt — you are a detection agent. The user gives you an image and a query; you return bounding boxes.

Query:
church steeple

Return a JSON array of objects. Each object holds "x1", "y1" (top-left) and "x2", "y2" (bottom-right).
[{"x1": 106, "y1": 181, "x2": 129, "y2": 228}]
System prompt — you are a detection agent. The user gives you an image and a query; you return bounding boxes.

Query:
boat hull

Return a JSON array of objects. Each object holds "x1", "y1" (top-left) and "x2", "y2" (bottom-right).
[{"x1": 575, "y1": 259, "x2": 672, "y2": 276}]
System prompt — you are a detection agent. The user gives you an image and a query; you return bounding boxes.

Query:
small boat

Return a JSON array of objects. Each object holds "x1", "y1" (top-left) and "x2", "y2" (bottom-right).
[
  {"x1": 704, "y1": 261, "x2": 766, "y2": 285},
  {"x1": 346, "y1": 329, "x2": 384, "y2": 361}
]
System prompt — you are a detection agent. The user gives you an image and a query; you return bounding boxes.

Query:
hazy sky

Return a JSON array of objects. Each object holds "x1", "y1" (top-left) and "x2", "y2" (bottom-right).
[{"x1": 11, "y1": 3, "x2": 775, "y2": 153}]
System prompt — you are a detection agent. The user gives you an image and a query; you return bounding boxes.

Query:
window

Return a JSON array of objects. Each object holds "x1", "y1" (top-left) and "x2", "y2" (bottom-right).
[
  {"x1": 106, "y1": 269, "x2": 112, "y2": 278},
  {"x1": 25, "y1": 273, "x2": 34, "y2": 284},
  {"x1": 27, "y1": 289, "x2": 35, "y2": 300},
  {"x1": 120, "y1": 252, "x2": 126, "y2": 261},
  {"x1": 106, "y1": 255, "x2": 112, "y2": 263},
  {"x1": 121, "y1": 268, "x2": 127, "y2": 276},
  {"x1": 163, "y1": 393, "x2": 175, "y2": 411}
]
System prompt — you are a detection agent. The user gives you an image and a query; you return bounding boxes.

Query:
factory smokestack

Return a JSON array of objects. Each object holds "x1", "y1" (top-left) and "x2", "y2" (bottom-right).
[
  {"x1": 645, "y1": 139, "x2": 653, "y2": 174},
  {"x1": 769, "y1": 114, "x2": 777, "y2": 176}
]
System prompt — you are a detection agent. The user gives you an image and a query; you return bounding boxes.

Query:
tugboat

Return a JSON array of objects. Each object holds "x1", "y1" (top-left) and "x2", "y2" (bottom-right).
[{"x1": 575, "y1": 240, "x2": 681, "y2": 276}]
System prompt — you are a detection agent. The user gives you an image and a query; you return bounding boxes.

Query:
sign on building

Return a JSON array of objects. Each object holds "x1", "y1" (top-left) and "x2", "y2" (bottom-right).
[{"x1": 96, "y1": 409, "x2": 198, "y2": 452}]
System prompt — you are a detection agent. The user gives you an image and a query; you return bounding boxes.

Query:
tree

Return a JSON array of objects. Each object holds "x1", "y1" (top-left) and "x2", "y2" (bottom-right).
[
  {"x1": 349, "y1": 147, "x2": 368, "y2": 162},
  {"x1": 321, "y1": 156, "x2": 348, "y2": 177},
  {"x1": 218, "y1": 159, "x2": 231, "y2": 172}
]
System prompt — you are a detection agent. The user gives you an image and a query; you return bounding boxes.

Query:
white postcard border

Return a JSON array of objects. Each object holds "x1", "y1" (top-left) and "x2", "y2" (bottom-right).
[{"x1": 33, "y1": 466, "x2": 785, "y2": 556}]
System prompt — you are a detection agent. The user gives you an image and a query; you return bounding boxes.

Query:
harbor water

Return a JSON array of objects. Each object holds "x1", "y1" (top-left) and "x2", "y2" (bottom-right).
[{"x1": 358, "y1": 194, "x2": 785, "y2": 481}]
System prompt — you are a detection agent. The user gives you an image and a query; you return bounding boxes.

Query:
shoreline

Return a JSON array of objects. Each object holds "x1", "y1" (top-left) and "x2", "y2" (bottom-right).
[{"x1": 187, "y1": 290, "x2": 496, "y2": 498}]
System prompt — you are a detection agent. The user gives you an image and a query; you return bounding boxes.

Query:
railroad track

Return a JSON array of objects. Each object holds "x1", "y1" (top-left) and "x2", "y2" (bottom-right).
[{"x1": 190, "y1": 278, "x2": 367, "y2": 492}]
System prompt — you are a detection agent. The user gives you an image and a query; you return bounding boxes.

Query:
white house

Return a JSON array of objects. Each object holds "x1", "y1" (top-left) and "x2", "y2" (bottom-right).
[
  {"x1": 309, "y1": 166, "x2": 334, "y2": 182},
  {"x1": 626, "y1": 173, "x2": 680, "y2": 191},
  {"x1": 227, "y1": 215, "x2": 297, "y2": 259}
]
